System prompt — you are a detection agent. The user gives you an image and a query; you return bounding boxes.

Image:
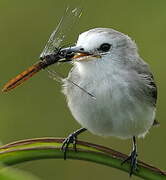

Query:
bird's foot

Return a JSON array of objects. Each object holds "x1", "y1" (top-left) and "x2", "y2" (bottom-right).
[
  {"x1": 121, "y1": 148, "x2": 138, "y2": 176},
  {"x1": 61, "y1": 132, "x2": 78, "y2": 160},
  {"x1": 61, "y1": 128, "x2": 87, "y2": 159}
]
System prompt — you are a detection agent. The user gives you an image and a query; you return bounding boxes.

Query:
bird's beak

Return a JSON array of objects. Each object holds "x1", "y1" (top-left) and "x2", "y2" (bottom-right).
[
  {"x1": 73, "y1": 52, "x2": 91, "y2": 60},
  {"x1": 60, "y1": 46, "x2": 99, "y2": 62}
]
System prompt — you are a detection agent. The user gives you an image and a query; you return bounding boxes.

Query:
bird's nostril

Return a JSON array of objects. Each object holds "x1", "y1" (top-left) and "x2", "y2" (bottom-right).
[{"x1": 80, "y1": 48, "x2": 84, "y2": 51}]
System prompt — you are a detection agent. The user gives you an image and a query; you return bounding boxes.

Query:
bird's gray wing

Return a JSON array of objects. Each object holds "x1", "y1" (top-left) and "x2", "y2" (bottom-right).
[
  {"x1": 149, "y1": 73, "x2": 157, "y2": 106},
  {"x1": 149, "y1": 73, "x2": 160, "y2": 126},
  {"x1": 136, "y1": 58, "x2": 158, "y2": 126},
  {"x1": 134, "y1": 58, "x2": 157, "y2": 107}
]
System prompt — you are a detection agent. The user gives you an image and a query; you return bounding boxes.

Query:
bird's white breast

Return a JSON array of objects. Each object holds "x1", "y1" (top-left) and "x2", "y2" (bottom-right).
[{"x1": 62, "y1": 59, "x2": 155, "y2": 139}]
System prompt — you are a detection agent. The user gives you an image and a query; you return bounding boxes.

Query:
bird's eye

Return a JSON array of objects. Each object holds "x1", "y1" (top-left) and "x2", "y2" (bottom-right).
[
  {"x1": 80, "y1": 48, "x2": 84, "y2": 51},
  {"x1": 99, "y1": 43, "x2": 111, "y2": 52}
]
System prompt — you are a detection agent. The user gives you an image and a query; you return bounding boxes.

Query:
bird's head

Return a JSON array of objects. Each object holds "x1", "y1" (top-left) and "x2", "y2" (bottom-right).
[{"x1": 62, "y1": 28, "x2": 139, "y2": 70}]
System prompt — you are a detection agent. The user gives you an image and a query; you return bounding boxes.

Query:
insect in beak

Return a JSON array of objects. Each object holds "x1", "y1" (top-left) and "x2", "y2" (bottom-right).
[
  {"x1": 2, "y1": 61, "x2": 43, "y2": 93},
  {"x1": 2, "y1": 7, "x2": 83, "y2": 93},
  {"x1": 1, "y1": 46, "x2": 96, "y2": 93},
  {"x1": 1, "y1": 56, "x2": 61, "y2": 93}
]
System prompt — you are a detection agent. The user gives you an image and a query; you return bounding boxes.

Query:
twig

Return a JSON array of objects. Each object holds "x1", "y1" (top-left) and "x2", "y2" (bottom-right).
[{"x1": 0, "y1": 137, "x2": 165, "y2": 180}]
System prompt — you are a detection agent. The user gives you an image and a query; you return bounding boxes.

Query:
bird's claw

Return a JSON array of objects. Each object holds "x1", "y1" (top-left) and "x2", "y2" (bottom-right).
[
  {"x1": 121, "y1": 148, "x2": 138, "y2": 176},
  {"x1": 61, "y1": 133, "x2": 77, "y2": 160}
]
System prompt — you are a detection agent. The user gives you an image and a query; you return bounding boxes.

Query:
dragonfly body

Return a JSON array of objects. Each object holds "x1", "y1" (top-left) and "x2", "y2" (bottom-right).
[
  {"x1": 2, "y1": 52, "x2": 62, "y2": 92},
  {"x1": 2, "y1": 7, "x2": 82, "y2": 92}
]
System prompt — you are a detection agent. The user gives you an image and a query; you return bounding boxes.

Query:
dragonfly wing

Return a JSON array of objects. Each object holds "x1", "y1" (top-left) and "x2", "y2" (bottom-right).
[{"x1": 40, "y1": 7, "x2": 82, "y2": 58}]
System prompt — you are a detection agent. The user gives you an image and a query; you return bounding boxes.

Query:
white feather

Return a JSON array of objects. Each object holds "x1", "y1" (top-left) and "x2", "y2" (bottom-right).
[{"x1": 62, "y1": 28, "x2": 156, "y2": 139}]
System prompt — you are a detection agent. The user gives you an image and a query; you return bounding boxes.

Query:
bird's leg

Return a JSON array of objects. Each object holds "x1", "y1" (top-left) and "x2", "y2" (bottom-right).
[
  {"x1": 121, "y1": 136, "x2": 138, "y2": 176},
  {"x1": 61, "y1": 128, "x2": 87, "y2": 159}
]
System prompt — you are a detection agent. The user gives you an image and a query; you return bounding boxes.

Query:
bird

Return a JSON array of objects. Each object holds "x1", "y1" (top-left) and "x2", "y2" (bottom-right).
[
  {"x1": 1, "y1": 26, "x2": 157, "y2": 176},
  {"x1": 60, "y1": 28, "x2": 158, "y2": 176}
]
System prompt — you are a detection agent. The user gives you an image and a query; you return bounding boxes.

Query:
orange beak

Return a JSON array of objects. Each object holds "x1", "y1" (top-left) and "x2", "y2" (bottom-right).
[{"x1": 73, "y1": 52, "x2": 100, "y2": 61}]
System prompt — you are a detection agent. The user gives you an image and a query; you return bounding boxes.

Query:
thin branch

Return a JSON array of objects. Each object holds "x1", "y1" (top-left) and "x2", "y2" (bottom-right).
[{"x1": 0, "y1": 137, "x2": 165, "y2": 180}]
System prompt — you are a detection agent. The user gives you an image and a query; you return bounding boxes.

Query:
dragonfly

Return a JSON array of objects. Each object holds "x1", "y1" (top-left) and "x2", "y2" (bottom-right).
[{"x1": 2, "y1": 7, "x2": 83, "y2": 93}]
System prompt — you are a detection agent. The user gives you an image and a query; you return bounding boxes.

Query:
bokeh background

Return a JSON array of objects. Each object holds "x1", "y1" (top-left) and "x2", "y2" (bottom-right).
[{"x1": 0, "y1": 0, "x2": 165, "y2": 179}]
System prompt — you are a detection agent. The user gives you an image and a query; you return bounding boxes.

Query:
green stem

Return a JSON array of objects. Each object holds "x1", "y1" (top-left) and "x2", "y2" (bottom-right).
[{"x1": 0, "y1": 137, "x2": 165, "y2": 180}]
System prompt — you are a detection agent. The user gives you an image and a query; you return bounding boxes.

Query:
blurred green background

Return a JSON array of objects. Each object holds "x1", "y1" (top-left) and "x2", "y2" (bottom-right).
[{"x1": 0, "y1": 0, "x2": 165, "y2": 179}]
